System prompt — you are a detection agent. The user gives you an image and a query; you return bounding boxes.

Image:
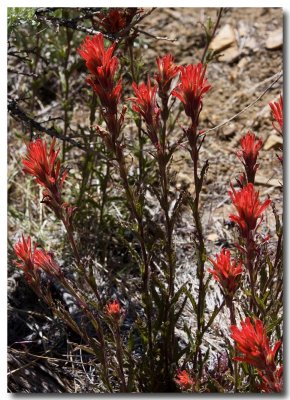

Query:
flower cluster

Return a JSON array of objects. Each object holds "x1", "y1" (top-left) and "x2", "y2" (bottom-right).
[
  {"x1": 93, "y1": 8, "x2": 141, "y2": 35},
  {"x1": 130, "y1": 79, "x2": 160, "y2": 146},
  {"x1": 155, "y1": 54, "x2": 180, "y2": 95},
  {"x1": 237, "y1": 132, "x2": 263, "y2": 185},
  {"x1": 14, "y1": 235, "x2": 62, "y2": 283},
  {"x1": 208, "y1": 249, "x2": 243, "y2": 299},
  {"x1": 13, "y1": 235, "x2": 39, "y2": 284},
  {"x1": 105, "y1": 299, "x2": 122, "y2": 321},
  {"x1": 269, "y1": 95, "x2": 283, "y2": 135},
  {"x1": 172, "y1": 63, "x2": 211, "y2": 123},
  {"x1": 78, "y1": 33, "x2": 122, "y2": 114},
  {"x1": 175, "y1": 370, "x2": 193, "y2": 391},
  {"x1": 269, "y1": 95, "x2": 283, "y2": 163},
  {"x1": 22, "y1": 138, "x2": 67, "y2": 194},
  {"x1": 231, "y1": 318, "x2": 282, "y2": 392},
  {"x1": 22, "y1": 138, "x2": 69, "y2": 217},
  {"x1": 229, "y1": 183, "x2": 271, "y2": 238}
]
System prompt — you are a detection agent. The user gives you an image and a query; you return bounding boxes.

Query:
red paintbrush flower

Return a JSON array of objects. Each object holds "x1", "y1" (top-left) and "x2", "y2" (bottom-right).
[
  {"x1": 269, "y1": 95, "x2": 283, "y2": 164},
  {"x1": 269, "y1": 95, "x2": 283, "y2": 135},
  {"x1": 175, "y1": 370, "x2": 194, "y2": 390},
  {"x1": 155, "y1": 54, "x2": 180, "y2": 94},
  {"x1": 78, "y1": 33, "x2": 116, "y2": 76},
  {"x1": 13, "y1": 235, "x2": 37, "y2": 281},
  {"x1": 231, "y1": 318, "x2": 282, "y2": 392},
  {"x1": 22, "y1": 138, "x2": 67, "y2": 194},
  {"x1": 78, "y1": 33, "x2": 122, "y2": 112},
  {"x1": 237, "y1": 132, "x2": 263, "y2": 184},
  {"x1": 97, "y1": 9, "x2": 128, "y2": 33},
  {"x1": 13, "y1": 235, "x2": 62, "y2": 282},
  {"x1": 229, "y1": 183, "x2": 271, "y2": 238},
  {"x1": 34, "y1": 248, "x2": 62, "y2": 277},
  {"x1": 172, "y1": 63, "x2": 211, "y2": 122},
  {"x1": 105, "y1": 299, "x2": 122, "y2": 320},
  {"x1": 259, "y1": 365, "x2": 283, "y2": 393},
  {"x1": 130, "y1": 79, "x2": 160, "y2": 145},
  {"x1": 208, "y1": 249, "x2": 243, "y2": 298},
  {"x1": 22, "y1": 138, "x2": 68, "y2": 217},
  {"x1": 94, "y1": 8, "x2": 141, "y2": 34}
]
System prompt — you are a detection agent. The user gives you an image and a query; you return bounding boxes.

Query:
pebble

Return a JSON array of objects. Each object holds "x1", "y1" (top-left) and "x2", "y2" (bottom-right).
[
  {"x1": 265, "y1": 28, "x2": 283, "y2": 50},
  {"x1": 207, "y1": 233, "x2": 219, "y2": 242},
  {"x1": 263, "y1": 134, "x2": 283, "y2": 151},
  {"x1": 210, "y1": 24, "x2": 237, "y2": 52},
  {"x1": 219, "y1": 45, "x2": 240, "y2": 63},
  {"x1": 255, "y1": 175, "x2": 281, "y2": 188},
  {"x1": 222, "y1": 124, "x2": 236, "y2": 139}
]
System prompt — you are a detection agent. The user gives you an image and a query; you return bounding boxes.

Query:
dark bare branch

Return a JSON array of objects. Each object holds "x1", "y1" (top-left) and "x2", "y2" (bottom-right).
[{"x1": 8, "y1": 97, "x2": 86, "y2": 150}]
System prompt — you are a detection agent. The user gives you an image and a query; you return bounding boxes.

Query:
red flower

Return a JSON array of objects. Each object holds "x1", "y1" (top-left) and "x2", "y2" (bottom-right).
[
  {"x1": 78, "y1": 33, "x2": 116, "y2": 76},
  {"x1": 78, "y1": 33, "x2": 122, "y2": 112},
  {"x1": 237, "y1": 132, "x2": 263, "y2": 184},
  {"x1": 130, "y1": 79, "x2": 160, "y2": 145},
  {"x1": 172, "y1": 63, "x2": 211, "y2": 122},
  {"x1": 208, "y1": 249, "x2": 243, "y2": 298},
  {"x1": 231, "y1": 318, "x2": 282, "y2": 392},
  {"x1": 13, "y1": 235, "x2": 38, "y2": 279},
  {"x1": 13, "y1": 235, "x2": 62, "y2": 282},
  {"x1": 259, "y1": 365, "x2": 283, "y2": 393},
  {"x1": 269, "y1": 95, "x2": 283, "y2": 135},
  {"x1": 155, "y1": 54, "x2": 180, "y2": 94},
  {"x1": 269, "y1": 95, "x2": 283, "y2": 164},
  {"x1": 34, "y1": 248, "x2": 62, "y2": 277},
  {"x1": 229, "y1": 183, "x2": 271, "y2": 237},
  {"x1": 105, "y1": 299, "x2": 122, "y2": 319},
  {"x1": 22, "y1": 138, "x2": 67, "y2": 194},
  {"x1": 94, "y1": 8, "x2": 140, "y2": 34},
  {"x1": 22, "y1": 138, "x2": 68, "y2": 217},
  {"x1": 175, "y1": 370, "x2": 193, "y2": 390}
]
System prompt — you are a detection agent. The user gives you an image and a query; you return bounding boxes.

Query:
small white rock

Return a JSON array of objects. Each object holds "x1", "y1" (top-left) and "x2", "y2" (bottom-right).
[
  {"x1": 263, "y1": 134, "x2": 283, "y2": 151},
  {"x1": 219, "y1": 45, "x2": 240, "y2": 63},
  {"x1": 210, "y1": 24, "x2": 237, "y2": 52},
  {"x1": 266, "y1": 28, "x2": 283, "y2": 50}
]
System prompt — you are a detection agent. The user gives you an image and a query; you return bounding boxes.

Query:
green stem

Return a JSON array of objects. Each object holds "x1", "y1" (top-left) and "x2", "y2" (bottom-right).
[
  {"x1": 113, "y1": 323, "x2": 127, "y2": 392},
  {"x1": 189, "y1": 128, "x2": 206, "y2": 375},
  {"x1": 227, "y1": 299, "x2": 238, "y2": 392}
]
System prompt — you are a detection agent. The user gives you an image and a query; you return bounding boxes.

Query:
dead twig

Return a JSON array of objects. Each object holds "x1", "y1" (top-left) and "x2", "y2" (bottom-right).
[
  {"x1": 135, "y1": 28, "x2": 176, "y2": 42},
  {"x1": 8, "y1": 97, "x2": 86, "y2": 150},
  {"x1": 115, "y1": 7, "x2": 156, "y2": 41},
  {"x1": 35, "y1": 9, "x2": 115, "y2": 41},
  {"x1": 204, "y1": 71, "x2": 283, "y2": 134},
  {"x1": 201, "y1": 8, "x2": 223, "y2": 64}
]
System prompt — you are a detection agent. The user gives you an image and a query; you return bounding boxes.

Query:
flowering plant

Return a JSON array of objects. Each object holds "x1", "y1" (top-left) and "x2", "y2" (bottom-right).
[{"x1": 8, "y1": 7, "x2": 283, "y2": 394}]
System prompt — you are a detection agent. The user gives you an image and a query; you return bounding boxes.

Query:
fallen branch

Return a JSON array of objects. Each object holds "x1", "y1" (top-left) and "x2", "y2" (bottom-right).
[{"x1": 8, "y1": 97, "x2": 86, "y2": 150}]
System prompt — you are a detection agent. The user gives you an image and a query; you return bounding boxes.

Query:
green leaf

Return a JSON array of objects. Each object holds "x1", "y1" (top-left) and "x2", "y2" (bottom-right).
[
  {"x1": 172, "y1": 294, "x2": 188, "y2": 325},
  {"x1": 170, "y1": 282, "x2": 188, "y2": 306},
  {"x1": 183, "y1": 288, "x2": 197, "y2": 314}
]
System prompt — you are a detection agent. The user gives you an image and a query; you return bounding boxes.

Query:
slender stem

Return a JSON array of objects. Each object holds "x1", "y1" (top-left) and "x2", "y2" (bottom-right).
[
  {"x1": 61, "y1": 217, "x2": 102, "y2": 304},
  {"x1": 189, "y1": 127, "x2": 207, "y2": 375},
  {"x1": 200, "y1": 8, "x2": 223, "y2": 64},
  {"x1": 227, "y1": 299, "x2": 238, "y2": 392},
  {"x1": 99, "y1": 160, "x2": 111, "y2": 227},
  {"x1": 128, "y1": 41, "x2": 136, "y2": 82},
  {"x1": 246, "y1": 236, "x2": 264, "y2": 318},
  {"x1": 62, "y1": 25, "x2": 73, "y2": 162},
  {"x1": 113, "y1": 323, "x2": 127, "y2": 392},
  {"x1": 114, "y1": 146, "x2": 153, "y2": 378},
  {"x1": 60, "y1": 278, "x2": 111, "y2": 389}
]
